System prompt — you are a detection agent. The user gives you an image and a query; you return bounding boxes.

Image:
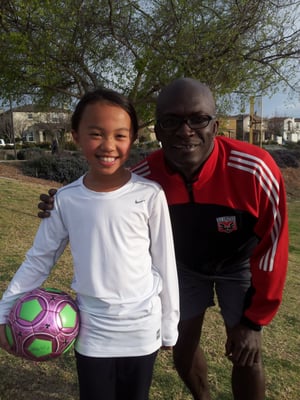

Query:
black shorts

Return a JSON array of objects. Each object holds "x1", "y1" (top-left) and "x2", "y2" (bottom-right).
[
  {"x1": 75, "y1": 350, "x2": 158, "y2": 400},
  {"x1": 178, "y1": 267, "x2": 251, "y2": 327}
]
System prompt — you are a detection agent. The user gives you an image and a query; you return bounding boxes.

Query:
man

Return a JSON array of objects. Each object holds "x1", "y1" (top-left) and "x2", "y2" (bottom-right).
[{"x1": 38, "y1": 78, "x2": 289, "y2": 400}]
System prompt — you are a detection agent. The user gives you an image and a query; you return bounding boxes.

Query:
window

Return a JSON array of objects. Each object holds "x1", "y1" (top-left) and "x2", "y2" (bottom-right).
[
  {"x1": 51, "y1": 115, "x2": 59, "y2": 122},
  {"x1": 25, "y1": 131, "x2": 34, "y2": 142}
]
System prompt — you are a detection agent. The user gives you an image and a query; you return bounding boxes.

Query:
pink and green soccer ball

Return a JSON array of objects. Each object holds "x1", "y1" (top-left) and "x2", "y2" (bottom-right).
[{"x1": 5, "y1": 287, "x2": 80, "y2": 362}]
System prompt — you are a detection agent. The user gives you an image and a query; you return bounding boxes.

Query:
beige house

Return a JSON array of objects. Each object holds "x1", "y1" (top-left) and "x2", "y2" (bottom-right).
[
  {"x1": 266, "y1": 117, "x2": 300, "y2": 144},
  {"x1": 234, "y1": 114, "x2": 267, "y2": 144},
  {"x1": 0, "y1": 105, "x2": 71, "y2": 144},
  {"x1": 218, "y1": 116, "x2": 238, "y2": 139}
]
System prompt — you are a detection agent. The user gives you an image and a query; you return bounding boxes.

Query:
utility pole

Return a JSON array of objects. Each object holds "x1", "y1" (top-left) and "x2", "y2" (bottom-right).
[
  {"x1": 249, "y1": 94, "x2": 263, "y2": 146},
  {"x1": 249, "y1": 96, "x2": 254, "y2": 144},
  {"x1": 260, "y1": 98, "x2": 263, "y2": 148},
  {"x1": 9, "y1": 97, "x2": 17, "y2": 159}
]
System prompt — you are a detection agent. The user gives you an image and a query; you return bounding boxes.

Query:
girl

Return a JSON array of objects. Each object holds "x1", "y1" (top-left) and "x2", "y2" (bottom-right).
[{"x1": 0, "y1": 88, "x2": 179, "y2": 400}]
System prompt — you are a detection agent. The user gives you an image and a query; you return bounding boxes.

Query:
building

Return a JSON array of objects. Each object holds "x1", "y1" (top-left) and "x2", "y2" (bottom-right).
[
  {"x1": 266, "y1": 117, "x2": 300, "y2": 144},
  {"x1": 0, "y1": 105, "x2": 71, "y2": 144},
  {"x1": 218, "y1": 116, "x2": 238, "y2": 139},
  {"x1": 235, "y1": 114, "x2": 267, "y2": 144},
  {"x1": 218, "y1": 114, "x2": 267, "y2": 144}
]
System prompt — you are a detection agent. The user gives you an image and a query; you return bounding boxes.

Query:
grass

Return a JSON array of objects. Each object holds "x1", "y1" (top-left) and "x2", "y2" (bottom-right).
[{"x1": 0, "y1": 177, "x2": 299, "y2": 400}]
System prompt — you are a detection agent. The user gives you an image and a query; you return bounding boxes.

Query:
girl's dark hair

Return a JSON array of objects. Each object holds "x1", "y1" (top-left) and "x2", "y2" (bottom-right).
[{"x1": 71, "y1": 88, "x2": 139, "y2": 141}]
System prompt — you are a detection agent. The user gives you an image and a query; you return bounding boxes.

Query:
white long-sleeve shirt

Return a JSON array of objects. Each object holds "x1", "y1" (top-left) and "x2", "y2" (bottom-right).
[{"x1": 0, "y1": 173, "x2": 179, "y2": 357}]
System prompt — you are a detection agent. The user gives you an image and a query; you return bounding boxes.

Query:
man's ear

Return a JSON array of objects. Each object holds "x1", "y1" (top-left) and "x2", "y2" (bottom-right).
[
  {"x1": 154, "y1": 123, "x2": 162, "y2": 142},
  {"x1": 213, "y1": 120, "x2": 219, "y2": 136}
]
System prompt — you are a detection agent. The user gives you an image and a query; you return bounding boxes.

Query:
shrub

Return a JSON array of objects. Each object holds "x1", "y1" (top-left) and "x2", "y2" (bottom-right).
[
  {"x1": 21, "y1": 142, "x2": 39, "y2": 149},
  {"x1": 22, "y1": 155, "x2": 88, "y2": 184},
  {"x1": 63, "y1": 141, "x2": 78, "y2": 151},
  {"x1": 6, "y1": 154, "x2": 16, "y2": 160},
  {"x1": 269, "y1": 150, "x2": 300, "y2": 168},
  {"x1": 17, "y1": 147, "x2": 44, "y2": 160},
  {"x1": 38, "y1": 141, "x2": 52, "y2": 149}
]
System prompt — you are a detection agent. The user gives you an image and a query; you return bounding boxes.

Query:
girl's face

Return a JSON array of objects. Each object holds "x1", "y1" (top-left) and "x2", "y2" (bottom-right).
[{"x1": 72, "y1": 102, "x2": 133, "y2": 185}]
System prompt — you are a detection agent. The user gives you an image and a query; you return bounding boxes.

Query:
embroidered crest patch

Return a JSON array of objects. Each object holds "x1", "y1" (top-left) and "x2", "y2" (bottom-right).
[{"x1": 216, "y1": 216, "x2": 238, "y2": 233}]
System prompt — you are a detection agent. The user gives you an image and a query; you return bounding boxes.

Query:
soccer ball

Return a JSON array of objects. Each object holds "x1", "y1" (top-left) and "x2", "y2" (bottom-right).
[{"x1": 5, "y1": 287, "x2": 80, "y2": 362}]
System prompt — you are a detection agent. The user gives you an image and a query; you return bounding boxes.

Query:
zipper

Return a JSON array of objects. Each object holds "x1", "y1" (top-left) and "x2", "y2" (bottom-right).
[{"x1": 185, "y1": 181, "x2": 195, "y2": 202}]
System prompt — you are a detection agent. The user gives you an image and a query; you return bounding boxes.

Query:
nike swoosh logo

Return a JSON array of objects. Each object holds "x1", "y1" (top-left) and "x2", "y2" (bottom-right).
[{"x1": 135, "y1": 200, "x2": 145, "y2": 203}]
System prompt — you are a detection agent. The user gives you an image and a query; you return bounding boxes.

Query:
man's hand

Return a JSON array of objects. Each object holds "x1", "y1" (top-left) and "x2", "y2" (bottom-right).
[
  {"x1": 0, "y1": 324, "x2": 12, "y2": 354},
  {"x1": 37, "y1": 188, "x2": 57, "y2": 218},
  {"x1": 225, "y1": 324, "x2": 262, "y2": 367}
]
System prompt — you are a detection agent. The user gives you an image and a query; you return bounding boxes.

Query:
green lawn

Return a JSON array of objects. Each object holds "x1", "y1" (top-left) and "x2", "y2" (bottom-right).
[{"x1": 0, "y1": 178, "x2": 299, "y2": 400}]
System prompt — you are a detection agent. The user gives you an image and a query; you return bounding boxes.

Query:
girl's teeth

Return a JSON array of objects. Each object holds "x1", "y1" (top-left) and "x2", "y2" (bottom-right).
[{"x1": 100, "y1": 157, "x2": 115, "y2": 162}]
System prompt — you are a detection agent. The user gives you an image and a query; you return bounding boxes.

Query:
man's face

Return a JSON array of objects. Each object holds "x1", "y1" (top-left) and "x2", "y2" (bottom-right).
[{"x1": 155, "y1": 82, "x2": 218, "y2": 180}]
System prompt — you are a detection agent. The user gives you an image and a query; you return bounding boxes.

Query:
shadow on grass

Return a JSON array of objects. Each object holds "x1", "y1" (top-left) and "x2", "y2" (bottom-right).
[{"x1": 0, "y1": 351, "x2": 78, "y2": 400}]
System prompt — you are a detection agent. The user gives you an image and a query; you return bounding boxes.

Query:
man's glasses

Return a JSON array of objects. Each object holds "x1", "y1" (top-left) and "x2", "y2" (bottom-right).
[{"x1": 157, "y1": 115, "x2": 215, "y2": 131}]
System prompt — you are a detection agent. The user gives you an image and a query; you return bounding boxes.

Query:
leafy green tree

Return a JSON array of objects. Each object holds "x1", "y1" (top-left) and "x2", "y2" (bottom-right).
[{"x1": 0, "y1": 0, "x2": 299, "y2": 122}]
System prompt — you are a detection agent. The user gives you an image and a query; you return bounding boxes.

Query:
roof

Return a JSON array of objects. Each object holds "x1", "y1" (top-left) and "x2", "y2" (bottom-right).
[{"x1": 7, "y1": 105, "x2": 71, "y2": 113}]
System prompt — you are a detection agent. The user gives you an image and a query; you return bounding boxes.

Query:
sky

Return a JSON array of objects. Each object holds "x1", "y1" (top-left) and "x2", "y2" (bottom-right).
[{"x1": 262, "y1": 91, "x2": 300, "y2": 118}]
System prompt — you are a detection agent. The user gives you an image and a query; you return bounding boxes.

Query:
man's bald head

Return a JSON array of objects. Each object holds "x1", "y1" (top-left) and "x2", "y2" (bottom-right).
[{"x1": 156, "y1": 78, "x2": 216, "y2": 118}]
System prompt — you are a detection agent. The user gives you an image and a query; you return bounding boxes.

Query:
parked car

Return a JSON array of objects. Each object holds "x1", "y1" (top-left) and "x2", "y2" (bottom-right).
[{"x1": 0, "y1": 139, "x2": 14, "y2": 147}]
